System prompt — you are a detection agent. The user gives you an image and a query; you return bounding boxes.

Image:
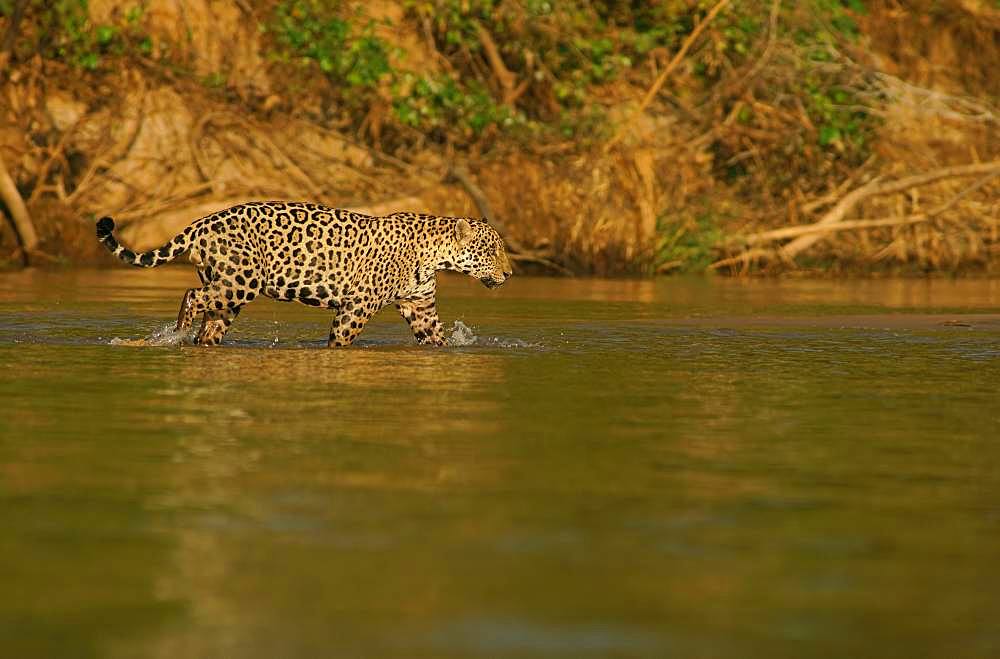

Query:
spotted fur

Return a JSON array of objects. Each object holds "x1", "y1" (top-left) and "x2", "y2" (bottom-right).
[{"x1": 96, "y1": 201, "x2": 512, "y2": 346}]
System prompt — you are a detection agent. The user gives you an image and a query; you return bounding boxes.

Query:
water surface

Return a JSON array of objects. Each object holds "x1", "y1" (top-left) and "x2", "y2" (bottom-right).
[{"x1": 2, "y1": 268, "x2": 999, "y2": 658}]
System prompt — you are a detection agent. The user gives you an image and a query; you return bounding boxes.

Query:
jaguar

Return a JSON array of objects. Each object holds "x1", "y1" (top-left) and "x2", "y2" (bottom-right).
[{"x1": 96, "y1": 201, "x2": 513, "y2": 346}]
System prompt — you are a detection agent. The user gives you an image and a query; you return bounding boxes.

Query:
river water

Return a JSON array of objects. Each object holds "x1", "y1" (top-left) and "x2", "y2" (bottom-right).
[{"x1": 1, "y1": 268, "x2": 999, "y2": 657}]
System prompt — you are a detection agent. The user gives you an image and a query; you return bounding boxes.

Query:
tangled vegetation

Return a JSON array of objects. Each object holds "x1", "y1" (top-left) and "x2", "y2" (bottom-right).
[
  {"x1": 1, "y1": 1, "x2": 998, "y2": 275},
  {"x1": 0, "y1": 0, "x2": 879, "y2": 153},
  {"x1": 0, "y1": 0, "x2": 149, "y2": 69},
  {"x1": 260, "y1": 0, "x2": 878, "y2": 154}
]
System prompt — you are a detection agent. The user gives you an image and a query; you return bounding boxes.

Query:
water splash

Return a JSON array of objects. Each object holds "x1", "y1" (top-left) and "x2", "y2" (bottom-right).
[
  {"x1": 479, "y1": 336, "x2": 539, "y2": 349},
  {"x1": 445, "y1": 320, "x2": 540, "y2": 349},
  {"x1": 270, "y1": 320, "x2": 281, "y2": 348},
  {"x1": 447, "y1": 320, "x2": 478, "y2": 346},
  {"x1": 110, "y1": 322, "x2": 190, "y2": 347}
]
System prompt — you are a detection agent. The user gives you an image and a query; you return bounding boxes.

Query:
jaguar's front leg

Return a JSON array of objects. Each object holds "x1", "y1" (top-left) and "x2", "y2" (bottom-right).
[
  {"x1": 327, "y1": 298, "x2": 378, "y2": 347},
  {"x1": 196, "y1": 307, "x2": 242, "y2": 346},
  {"x1": 396, "y1": 297, "x2": 446, "y2": 346}
]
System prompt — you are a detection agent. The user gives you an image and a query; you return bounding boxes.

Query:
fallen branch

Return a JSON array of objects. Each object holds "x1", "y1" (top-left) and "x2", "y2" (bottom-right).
[
  {"x1": 508, "y1": 251, "x2": 574, "y2": 276},
  {"x1": 799, "y1": 154, "x2": 877, "y2": 214},
  {"x1": 738, "y1": 171, "x2": 1000, "y2": 245},
  {"x1": 604, "y1": 0, "x2": 732, "y2": 152},
  {"x1": 0, "y1": 150, "x2": 39, "y2": 265},
  {"x1": 709, "y1": 247, "x2": 776, "y2": 272},
  {"x1": 712, "y1": 161, "x2": 1000, "y2": 270},
  {"x1": 780, "y1": 159, "x2": 1000, "y2": 259}
]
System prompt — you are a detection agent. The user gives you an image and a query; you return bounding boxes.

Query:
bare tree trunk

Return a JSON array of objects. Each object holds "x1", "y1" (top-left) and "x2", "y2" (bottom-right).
[{"x1": 0, "y1": 151, "x2": 39, "y2": 265}]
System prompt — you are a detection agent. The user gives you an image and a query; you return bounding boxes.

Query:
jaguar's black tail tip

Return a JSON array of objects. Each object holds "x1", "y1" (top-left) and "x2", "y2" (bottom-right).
[{"x1": 96, "y1": 216, "x2": 115, "y2": 238}]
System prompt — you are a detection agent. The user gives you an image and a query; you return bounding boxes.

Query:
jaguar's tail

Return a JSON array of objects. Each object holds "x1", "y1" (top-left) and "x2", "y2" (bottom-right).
[{"x1": 95, "y1": 217, "x2": 192, "y2": 268}]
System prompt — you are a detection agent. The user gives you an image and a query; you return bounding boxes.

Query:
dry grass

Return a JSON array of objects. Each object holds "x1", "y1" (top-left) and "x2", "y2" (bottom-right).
[{"x1": 689, "y1": 0, "x2": 1000, "y2": 275}]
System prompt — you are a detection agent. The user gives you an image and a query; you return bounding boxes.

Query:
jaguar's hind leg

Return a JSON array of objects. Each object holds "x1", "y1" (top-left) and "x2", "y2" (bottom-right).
[
  {"x1": 196, "y1": 307, "x2": 242, "y2": 346},
  {"x1": 175, "y1": 288, "x2": 200, "y2": 331},
  {"x1": 175, "y1": 283, "x2": 250, "y2": 344},
  {"x1": 174, "y1": 267, "x2": 215, "y2": 331},
  {"x1": 327, "y1": 298, "x2": 378, "y2": 347}
]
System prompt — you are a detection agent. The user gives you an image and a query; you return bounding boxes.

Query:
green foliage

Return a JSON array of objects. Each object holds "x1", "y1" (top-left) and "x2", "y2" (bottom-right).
[
  {"x1": 270, "y1": 0, "x2": 518, "y2": 139},
  {"x1": 266, "y1": 0, "x2": 681, "y2": 140},
  {"x1": 795, "y1": 1, "x2": 873, "y2": 153},
  {"x1": 202, "y1": 71, "x2": 227, "y2": 88},
  {"x1": 2, "y1": 0, "x2": 149, "y2": 71},
  {"x1": 703, "y1": 0, "x2": 874, "y2": 191},
  {"x1": 809, "y1": 84, "x2": 868, "y2": 148},
  {"x1": 10, "y1": 0, "x2": 877, "y2": 156},
  {"x1": 391, "y1": 73, "x2": 516, "y2": 137},
  {"x1": 271, "y1": 1, "x2": 391, "y2": 91},
  {"x1": 260, "y1": 0, "x2": 877, "y2": 153},
  {"x1": 655, "y1": 209, "x2": 724, "y2": 274},
  {"x1": 404, "y1": 0, "x2": 660, "y2": 136},
  {"x1": 407, "y1": 0, "x2": 494, "y2": 48}
]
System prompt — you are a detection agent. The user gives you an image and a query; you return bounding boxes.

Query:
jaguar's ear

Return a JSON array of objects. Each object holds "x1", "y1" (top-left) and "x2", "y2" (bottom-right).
[{"x1": 455, "y1": 218, "x2": 474, "y2": 246}]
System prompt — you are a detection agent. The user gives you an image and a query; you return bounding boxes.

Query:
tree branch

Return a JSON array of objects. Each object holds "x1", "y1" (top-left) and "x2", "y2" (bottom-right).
[
  {"x1": 604, "y1": 0, "x2": 732, "y2": 152},
  {"x1": 778, "y1": 160, "x2": 1000, "y2": 259},
  {"x1": 735, "y1": 170, "x2": 999, "y2": 245},
  {"x1": 475, "y1": 21, "x2": 521, "y2": 106},
  {"x1": 0, "y1": 151, "x2": 39, "y2": 265},
  {"x1": 713, "y1": 161, "x2": 1000, "y2": 270}
]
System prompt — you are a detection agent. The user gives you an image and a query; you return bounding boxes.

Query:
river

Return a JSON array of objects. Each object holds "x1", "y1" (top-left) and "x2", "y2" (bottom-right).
[{"x1": 2, "y1": 268, "x2": 999, "y2": 657}]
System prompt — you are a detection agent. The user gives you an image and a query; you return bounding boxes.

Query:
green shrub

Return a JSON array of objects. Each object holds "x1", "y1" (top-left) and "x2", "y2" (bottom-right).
[
  {"x1": 12, "y1": 0, "x2": 148, "y2": 71},
  {"x1": 655, "y1": 207, "x2": 725, "y2": 274},
  {"x1": 271, "y1": 0, "x2": 391, "y2": 91},
  {"x1": 391, "y1": 73, "x2": 517, "y2": 137}
]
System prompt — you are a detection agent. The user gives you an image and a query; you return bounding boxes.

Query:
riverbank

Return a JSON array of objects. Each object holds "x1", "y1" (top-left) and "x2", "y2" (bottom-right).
[{"x1": 1, "y1": 1, "x2": 998, "y2": 275}]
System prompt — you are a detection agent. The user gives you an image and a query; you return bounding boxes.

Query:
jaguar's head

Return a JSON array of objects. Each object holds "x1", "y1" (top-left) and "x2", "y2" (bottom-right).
[{"x1": 451, "y1": 218, "x2": 513, "y2": 289}]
